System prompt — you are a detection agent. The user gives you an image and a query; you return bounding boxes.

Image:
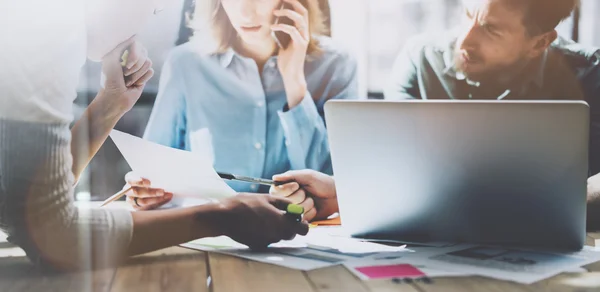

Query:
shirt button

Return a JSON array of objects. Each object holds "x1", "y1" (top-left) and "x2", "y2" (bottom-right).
[
  {"x1": 257, "y1": 101, "x2": 265, "y2": 108},
  {"x1": 254, "y1": 142, "x2": 263, "y2": 150},
  {"x1": 250, "y1": 184, "x2": 258, "y2": 191},
  {"x1": 285, "y1": 139, "x2": 291, "y2": 146}
]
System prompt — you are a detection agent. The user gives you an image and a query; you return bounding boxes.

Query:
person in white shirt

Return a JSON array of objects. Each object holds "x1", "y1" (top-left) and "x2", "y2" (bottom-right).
[{"x1": 0, "y1": 0, "x2": 308, "y2": 271}]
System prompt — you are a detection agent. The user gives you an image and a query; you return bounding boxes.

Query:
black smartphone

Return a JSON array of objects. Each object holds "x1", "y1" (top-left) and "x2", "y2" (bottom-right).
[{"x1": 272, "y1": 0, "x2": 308, "y2": 49}]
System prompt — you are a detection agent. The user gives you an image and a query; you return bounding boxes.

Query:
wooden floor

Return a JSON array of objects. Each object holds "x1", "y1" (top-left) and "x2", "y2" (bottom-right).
[{"x1": 3, "y1": 235, "x2": 600, "y2": 292}]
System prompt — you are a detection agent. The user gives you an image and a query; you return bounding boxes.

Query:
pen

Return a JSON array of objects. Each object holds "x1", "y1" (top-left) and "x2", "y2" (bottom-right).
[
  {"x1": 100, "y1": 50, "x2": 132, "y2": 208},
  {"x1": 101, "y1": 186, "x2": 133, "y2": 207},
  {"x1": 217, "y1": 172, "x2": 294, "y2": 187}
]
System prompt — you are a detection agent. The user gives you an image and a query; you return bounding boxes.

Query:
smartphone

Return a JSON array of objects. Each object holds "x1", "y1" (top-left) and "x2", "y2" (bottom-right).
[
  {"x1": 272, "y1": 3, "x2": 294, "y2": 49},
  {"x1": 272, "y1": 0, "x2": 308, "y2": 49}
]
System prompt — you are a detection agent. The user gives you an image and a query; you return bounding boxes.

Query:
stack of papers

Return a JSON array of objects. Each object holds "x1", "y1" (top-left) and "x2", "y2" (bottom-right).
[
  {"x1": 183, "y1": 227, "x2": 600, "y2": 284},
  {"x1": 182, "y1": 228, "x2": 408, "y2": 271}
]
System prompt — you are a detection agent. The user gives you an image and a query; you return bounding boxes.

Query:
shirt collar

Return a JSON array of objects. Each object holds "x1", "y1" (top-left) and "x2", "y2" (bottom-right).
[
  {"x1": 443, "y1": 42, "x2": 548, "y2": 89},
  {"x1": 217, "y1": 48, "x2": 281, "y2": 68},
  {"x1": 219, "y1": 48, "x2": 236, "y2": 68}
]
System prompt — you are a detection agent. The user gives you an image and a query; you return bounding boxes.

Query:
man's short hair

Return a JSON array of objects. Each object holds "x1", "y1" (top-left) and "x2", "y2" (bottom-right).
[{"x1": 508, "y1": 0, "x2": 579, "y2": 35}]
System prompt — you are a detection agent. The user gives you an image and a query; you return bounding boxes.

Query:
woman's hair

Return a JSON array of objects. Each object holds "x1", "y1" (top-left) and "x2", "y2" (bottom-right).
[{"x1": 190, "y1": 0, "x2": 328, "y2": 54}]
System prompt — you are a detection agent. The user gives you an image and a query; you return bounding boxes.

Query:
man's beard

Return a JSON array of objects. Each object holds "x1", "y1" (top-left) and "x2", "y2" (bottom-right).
[{"x1": 454, "y1": 55, "x2": 531, "y2": 86}]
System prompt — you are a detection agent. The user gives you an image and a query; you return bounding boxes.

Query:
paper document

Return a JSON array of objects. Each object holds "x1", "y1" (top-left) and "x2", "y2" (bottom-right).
[
  {"x1": 417, "y1": 244, "x2": 600, "y2": 284},
  {"x1": 110, "y1": 130, "x2": 236, "y2": 199},
  {"x1": 182, "y1": 229, "x2": 408, "y2": 271}
]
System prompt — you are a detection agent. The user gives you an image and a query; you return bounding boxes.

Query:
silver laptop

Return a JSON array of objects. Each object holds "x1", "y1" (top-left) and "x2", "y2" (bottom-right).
[{"x1": 325, "y1": 100, "x2": 589, "y2": 250}]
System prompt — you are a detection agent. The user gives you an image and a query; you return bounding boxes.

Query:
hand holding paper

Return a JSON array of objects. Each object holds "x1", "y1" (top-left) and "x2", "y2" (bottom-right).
[{"x1": 109, "y1": 130, "x2": 236, "y2": 201}]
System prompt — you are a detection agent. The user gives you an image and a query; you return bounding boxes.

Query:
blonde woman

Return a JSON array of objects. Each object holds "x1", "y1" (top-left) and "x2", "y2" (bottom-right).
[{"x1": 125, "y1": 0, "x2": 358, "y2": 215}]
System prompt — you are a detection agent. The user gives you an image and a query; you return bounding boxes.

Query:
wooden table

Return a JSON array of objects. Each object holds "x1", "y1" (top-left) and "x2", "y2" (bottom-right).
[{"x1": 2, "y1": 233, "x2": 600, "y2": 292}]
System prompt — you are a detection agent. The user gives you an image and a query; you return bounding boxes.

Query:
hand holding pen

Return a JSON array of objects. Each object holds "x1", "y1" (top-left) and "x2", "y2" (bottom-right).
[
  {"x1": 97, "y1": 36, "x2": 154, "y2": 118},
  {"x1": 270, "y1": 170, "x2": 339, "y2": 222}
]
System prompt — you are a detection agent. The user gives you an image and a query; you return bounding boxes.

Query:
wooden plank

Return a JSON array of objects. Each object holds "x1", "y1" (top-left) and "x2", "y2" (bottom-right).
[
  {"x1": 305, "y1": 265, "x2": 371, "y2": 292},
  {"x1": 208, "y1": 252, "x2": 314, "y2": 292},
  {"x1": 531, "y1": 273, "x2": 600, "y2": 292},
  {"x1": 540, "y1": 272, "x2": 600, "y2": 291},
  {"x1": 412, "y1": 277, "x2": 540, "y2": 292},
  {"x1": 305, "y1": 264, "x2": 420, "y2": 292},
  {"x1": 0, "y1": 255, "x2": 116, "y2": 292},
  {"x1": 111, "y1": 247, "x2": 208, "y2": 292},
  {"x1": 363, "y1": 279, "x2": 422, "y2": 292}
]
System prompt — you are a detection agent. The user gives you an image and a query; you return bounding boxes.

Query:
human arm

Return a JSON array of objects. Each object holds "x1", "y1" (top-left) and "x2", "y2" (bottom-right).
[
  {"x1": 71, "y1": 38, "x2": 154, "y2": 183},
  {"x1": 277, "y1": 50, "x2": 358, "y2": 175}
]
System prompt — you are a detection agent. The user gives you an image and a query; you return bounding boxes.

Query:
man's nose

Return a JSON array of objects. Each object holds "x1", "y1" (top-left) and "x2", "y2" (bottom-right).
[{"x1": 458, "y1": 23, "x2": 479, "y2": 50}]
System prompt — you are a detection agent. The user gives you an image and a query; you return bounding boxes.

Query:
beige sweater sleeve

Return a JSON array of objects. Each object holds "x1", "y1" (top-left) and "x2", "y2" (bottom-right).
[{"x1": 0, "y1": 119, "x2": 133, "y2": 269}]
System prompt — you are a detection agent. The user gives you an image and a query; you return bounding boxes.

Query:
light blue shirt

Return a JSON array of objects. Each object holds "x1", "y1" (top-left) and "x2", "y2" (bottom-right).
[{"x1": 144, "y1": 37, "x2": 358, "y2": 193}]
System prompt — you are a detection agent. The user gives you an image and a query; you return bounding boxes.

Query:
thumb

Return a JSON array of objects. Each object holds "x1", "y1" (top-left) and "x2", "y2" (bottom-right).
[
  {"x1": 273, "y1": 170, "x2": 315, "y2": 185},
  {"x1": 273, "y1": 170, "x2": 300, "y2": 182}
]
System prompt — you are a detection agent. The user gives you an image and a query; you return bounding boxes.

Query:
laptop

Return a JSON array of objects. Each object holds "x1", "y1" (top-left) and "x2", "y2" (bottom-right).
[{"x1": 324, "y1": 100, "x2": 589, "y2": 250}]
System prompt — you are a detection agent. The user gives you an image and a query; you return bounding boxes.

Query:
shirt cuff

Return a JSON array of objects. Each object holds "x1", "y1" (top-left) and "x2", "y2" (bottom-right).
[
  {"x1": 278, "y1": 92, "x2": 321, "y2": 134},
  {"x1": 278, "y1": 93, "x2": 324, "y2": 170}
]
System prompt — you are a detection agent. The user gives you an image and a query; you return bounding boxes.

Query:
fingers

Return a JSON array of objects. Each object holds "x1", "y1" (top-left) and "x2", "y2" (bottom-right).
[
  {"x1": 124, "y1": 43, "x2": 149, "y2": 76},
  {"x1": 132, "y1": 67, "x2": 154, "y2": 87},
  {"x1": 128, "y1": 192, "x2": 173, "y2": 211},
  {"x1": 130, "y1": 186, "x2": 166, "y2": 198},
  {"x1": 270, "y1": 182, "x2": 300, "y2": 197},
  {"x1": 126, "y1": 60, "x2": 154, "y2": 87},
  {"x1": 294, "y1": 221, "x2": 310, "y2": 236},
  {"x1": 283, "y1": 0, "x2": 309, "y2": 19},
  {"x1": 287, "y1": 189, "x2": 307, "y2": 204},
  {"x1": 125, "y1": 172, "x2": 151, "y2": 187},
  {"x1": 273, "y1": 171, "x2": 295, "y2": 183},
  {"x1": 268, "y1": 195, "x2": 294, "y2": 211},
  {"x1": 303, "y1": 207, "x2": 317, "y2": 222},
  {"x1": 273, "y1": 170, "x2": 316, "y2": 187},
  {"x1": 298, "y1": 196, "x2": 314, "y2": 214},
  {"x1": 271, "y1": 24, "x2": 306, "y2": 45},
  {"x1": 273, "y1": 9, "x2": 308, "y2": 39}
]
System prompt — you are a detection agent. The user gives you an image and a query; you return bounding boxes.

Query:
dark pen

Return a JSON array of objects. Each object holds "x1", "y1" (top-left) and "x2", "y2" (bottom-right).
[{"x1": 217, "y1": 172, "x2": 294, "y2": 187}]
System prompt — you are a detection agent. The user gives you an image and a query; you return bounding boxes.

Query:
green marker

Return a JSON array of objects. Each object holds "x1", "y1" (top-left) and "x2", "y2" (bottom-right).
[{"x1": 286, "y1": 204, "x2": 304, "y2": 222}]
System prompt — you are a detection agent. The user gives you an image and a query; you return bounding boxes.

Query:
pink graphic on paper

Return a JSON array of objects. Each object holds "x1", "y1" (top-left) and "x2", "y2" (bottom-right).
[{"x1": 355, "y1": 264, "x2": 425, "y2": 279}]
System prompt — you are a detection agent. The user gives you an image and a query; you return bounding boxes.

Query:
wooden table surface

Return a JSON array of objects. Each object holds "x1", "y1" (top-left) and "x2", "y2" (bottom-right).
[{"x1": 2, "y1": 233, "x2": 600, "y2": 292}]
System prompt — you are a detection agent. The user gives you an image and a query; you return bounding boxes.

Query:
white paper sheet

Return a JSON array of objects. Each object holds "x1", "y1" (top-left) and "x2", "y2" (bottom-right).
[
  {"x1": 416, "y1": 244, "x2": 600, "y2": 284},
  {"x1": 110, "y1": 130, "x2": 236, "y2": 199},
  {"x1": 181, "y1": 230, "x2": 409, "y2": 271}
]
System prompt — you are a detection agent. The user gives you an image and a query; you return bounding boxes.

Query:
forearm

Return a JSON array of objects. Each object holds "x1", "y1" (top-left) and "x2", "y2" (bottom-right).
[
  {"x1": 71, "y1": 91, "x2": 124, "y2": 183},
  {"x1": 283, "y1": 76, "x2": 308, "y2": 109},
  {"x1": 279, "y1": 93, "x2": 330, "y2": 171},
  {"x1": 128, "y1": 202, "x2": 225, "y2": 256}
]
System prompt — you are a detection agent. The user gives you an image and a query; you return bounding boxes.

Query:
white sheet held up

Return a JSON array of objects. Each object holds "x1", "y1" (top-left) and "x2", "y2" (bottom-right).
[{"x1": 110, "y1": 130, "x2": 236, "y2": 199}]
